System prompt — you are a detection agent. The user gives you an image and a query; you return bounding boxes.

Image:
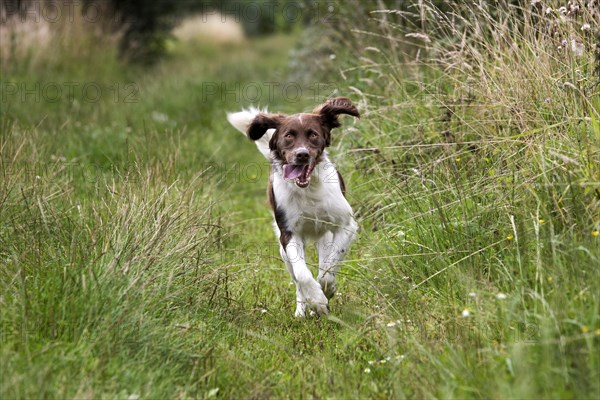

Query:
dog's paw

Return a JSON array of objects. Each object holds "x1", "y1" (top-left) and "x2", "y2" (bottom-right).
[
  {"x1": 295, "y1": 278, "x2": 329, "y2": 317},
  {"x1": 295, "y1": 301, "x2": 307, "y2": 317},
  {"x1": 308, "y1": 299, "x2": 329, "y2": 316},
  {"x1": 304, "y1": 284, "x2": 329, "y2": 316},
  {"x1": 318, "y1": 275, "x2": 337, "y2": 300}
]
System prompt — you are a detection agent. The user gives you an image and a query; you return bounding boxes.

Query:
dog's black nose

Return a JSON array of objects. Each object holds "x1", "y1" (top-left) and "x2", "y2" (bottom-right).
[{"x1": 295, "y1": 150, "x2": 310, "y2": 163}]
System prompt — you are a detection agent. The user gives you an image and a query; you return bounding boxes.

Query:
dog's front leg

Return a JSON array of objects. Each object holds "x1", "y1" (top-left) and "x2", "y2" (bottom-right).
[
  {"x1": 282, "y1": 236, "x2": 329, "y2": 317},
  {"x1": 317, "y1": 219, "x2": 358, "y2": 299},
  {"x1": 279, "y1": 245, "x2": 307, "y2": 317}
]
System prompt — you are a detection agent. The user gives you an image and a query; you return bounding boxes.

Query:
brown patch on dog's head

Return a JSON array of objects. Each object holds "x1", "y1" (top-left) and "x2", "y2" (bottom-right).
[
  {"x1": 247, "y1": 97, "x2": 359, "y2": 188},
  {"x1": 312, "y1": 97, "x2": 360, "y2": 145},
  {"x1": 247, "y1": 113, "x2": 285, "y2": 141}
]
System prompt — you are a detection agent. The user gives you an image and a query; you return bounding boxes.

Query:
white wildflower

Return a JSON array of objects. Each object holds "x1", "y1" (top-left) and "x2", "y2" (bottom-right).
[
  {"x1": 462, "y1": 309, "x2": 470, "y2": 317},
  {"x1": 364, "y1": 367, "x2": 371, "y2": 373},
  {"x1": 496, "y1": 293, "x2": 507, "y2": 300},
  {"x1": 571, "y1": 40, "x2": 584, "y2": 56},
  {"x1": 581, "y1": 23, "x2": 591, "y2": 31},
  {"x1": 468, "y1": 292, "x2": 477, "y2": 298},
  {"x1": 569, "y1": 2, "x2": 580, "y2": 13}
]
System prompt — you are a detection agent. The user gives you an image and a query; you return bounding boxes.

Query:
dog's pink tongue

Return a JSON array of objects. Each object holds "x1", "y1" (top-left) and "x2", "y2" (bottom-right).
[{"x1": 283, "y1": 165, "x2": 305, "y2": 180}]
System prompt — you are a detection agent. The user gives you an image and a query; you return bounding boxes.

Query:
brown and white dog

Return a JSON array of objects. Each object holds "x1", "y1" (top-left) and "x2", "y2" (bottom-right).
[{"x1": 227, "y1": 97, "x2": 359, "y2": 317}]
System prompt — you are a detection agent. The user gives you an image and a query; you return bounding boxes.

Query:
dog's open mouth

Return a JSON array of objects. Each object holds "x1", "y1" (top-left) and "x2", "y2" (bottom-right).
[{"x1": 283, "y1": 163, "x2": 314, "y2": 188}]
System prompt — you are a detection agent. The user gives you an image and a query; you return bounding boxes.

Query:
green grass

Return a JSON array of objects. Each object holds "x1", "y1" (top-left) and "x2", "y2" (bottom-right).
[{"x1": 1, "y1": 3, "x2": 599, "y2": 398}]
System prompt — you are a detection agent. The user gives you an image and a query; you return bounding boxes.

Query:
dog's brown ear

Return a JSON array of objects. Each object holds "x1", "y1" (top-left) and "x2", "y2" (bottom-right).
[
  {"x1": 247, "y1": 113, "x2": 285, "y2": 140},
  {"x1": 314, "y1": 97, "x2": 360, "y2": 131}
]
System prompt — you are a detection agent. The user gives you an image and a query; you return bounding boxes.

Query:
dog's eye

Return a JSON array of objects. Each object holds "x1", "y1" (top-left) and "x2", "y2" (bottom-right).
[
  {"x1": 284, "y1": 133, "x2": 294, "y2": 139},
  {"x1": 308, "y1": 131, "x2": 318, "y2": 139}
]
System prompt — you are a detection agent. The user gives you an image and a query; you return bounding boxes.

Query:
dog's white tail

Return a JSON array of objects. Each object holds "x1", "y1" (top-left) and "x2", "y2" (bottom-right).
[{"x1": 227, "y1": 108, "x2": 272, "y2": 159}]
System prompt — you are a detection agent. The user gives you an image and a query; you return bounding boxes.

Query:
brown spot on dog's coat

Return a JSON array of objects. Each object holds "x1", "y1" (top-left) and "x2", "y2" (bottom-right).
[{"x1": 269, "y1": 177, "x2": 292, "y2": 248}]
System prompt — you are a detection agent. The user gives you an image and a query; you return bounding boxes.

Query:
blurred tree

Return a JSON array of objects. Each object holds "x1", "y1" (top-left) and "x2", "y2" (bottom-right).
[
  {"x1": 90, "y1": 0, "x2": 186, "y2": 63},
  {"x1": 90, "y1": 0, "x2": 309, "y2": 63}
]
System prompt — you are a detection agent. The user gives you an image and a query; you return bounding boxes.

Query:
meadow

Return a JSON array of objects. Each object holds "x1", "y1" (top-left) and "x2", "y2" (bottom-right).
[{"x1": 1, "y1": 1, "x2": 599, "y2": 398}]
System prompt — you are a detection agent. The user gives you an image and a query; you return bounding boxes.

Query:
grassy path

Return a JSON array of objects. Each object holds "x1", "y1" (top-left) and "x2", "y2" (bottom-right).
[{"x1": 1, "y1": 35, "x2": 391, "y2": 399}]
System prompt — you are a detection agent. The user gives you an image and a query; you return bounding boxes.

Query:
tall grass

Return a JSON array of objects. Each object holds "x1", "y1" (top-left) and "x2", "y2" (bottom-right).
[{"x1": 325, "y1": 0, "x2": 599, "y2": 397}]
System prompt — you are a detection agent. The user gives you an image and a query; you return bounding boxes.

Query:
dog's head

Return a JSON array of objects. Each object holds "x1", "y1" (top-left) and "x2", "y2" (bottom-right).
[{"x1": 247, "y1": 97, "x2": 359, "y2": 188}]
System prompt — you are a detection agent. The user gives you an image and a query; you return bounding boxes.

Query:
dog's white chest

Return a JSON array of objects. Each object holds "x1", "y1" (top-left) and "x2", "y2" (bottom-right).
[{"x1": 273, "y1": 168, "x2": 353, "y2": 240}]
